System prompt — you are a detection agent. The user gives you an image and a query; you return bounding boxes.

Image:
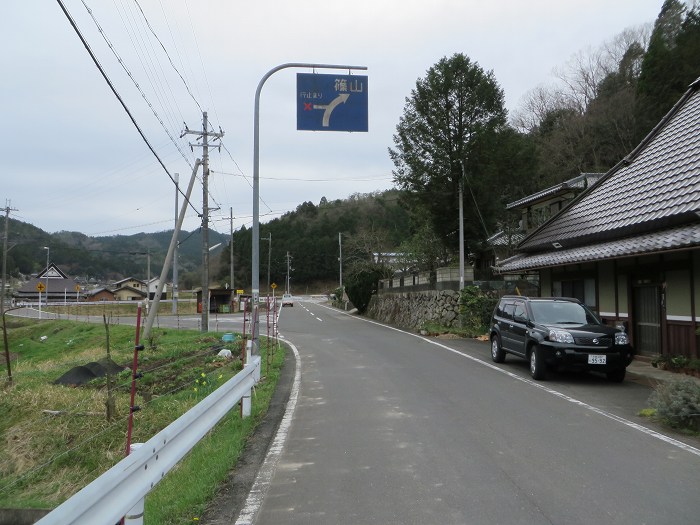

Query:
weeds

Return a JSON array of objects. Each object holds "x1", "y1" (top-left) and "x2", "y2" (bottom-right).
[{"x1": 0, "y1": 317, "x2": 284, "y2": 525}]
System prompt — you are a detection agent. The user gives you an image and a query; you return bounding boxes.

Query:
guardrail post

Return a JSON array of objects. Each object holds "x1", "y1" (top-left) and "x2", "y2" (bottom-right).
[
  {"x1": 124, "y1": 444, "x2": 145, "y2": 525},
  {"x1": 241, "y1": 383, "x2": 252, "y2": 419}
]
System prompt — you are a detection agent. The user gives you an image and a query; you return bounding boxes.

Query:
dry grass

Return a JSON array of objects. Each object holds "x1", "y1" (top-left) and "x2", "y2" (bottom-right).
[{"x1": 0, "y1": 318, "x2": 249, "y2": 509}]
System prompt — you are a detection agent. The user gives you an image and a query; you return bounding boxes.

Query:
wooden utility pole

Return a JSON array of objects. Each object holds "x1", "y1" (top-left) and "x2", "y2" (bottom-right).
[
  {"x1": 182, "y1": 112, "x2": 224, "y2": 331},
  {"x1": 2, "y1": 202, "x2": 18, "y2": 384}
]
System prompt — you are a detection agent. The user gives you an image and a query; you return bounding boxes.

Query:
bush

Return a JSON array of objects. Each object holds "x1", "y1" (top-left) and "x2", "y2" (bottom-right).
[
  {"x1": 648, "y1": 379, "x2": 700, "y2": 431},
  {"x1": 459, "y1": 286, "x2": 498, "y2": 335},
  {"x1": 345, "y1": 266, "x2": 387, "y2": 314}
]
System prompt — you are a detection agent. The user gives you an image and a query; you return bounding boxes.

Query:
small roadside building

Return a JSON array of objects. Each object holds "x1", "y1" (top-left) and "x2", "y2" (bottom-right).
[{"x1": 495, "y1": 78, "x2": 700, "y2": 358}]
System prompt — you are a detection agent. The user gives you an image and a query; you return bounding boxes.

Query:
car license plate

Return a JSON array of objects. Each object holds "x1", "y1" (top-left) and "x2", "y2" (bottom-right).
[{"x1": 588, "y1": 354, "x2": 606, "y2": 365}]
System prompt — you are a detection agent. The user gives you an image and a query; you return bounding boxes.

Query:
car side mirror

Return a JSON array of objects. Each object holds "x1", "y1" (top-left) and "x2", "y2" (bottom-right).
[{"x1": 513, "y1": 314, "x2": 527, "y2": 324}]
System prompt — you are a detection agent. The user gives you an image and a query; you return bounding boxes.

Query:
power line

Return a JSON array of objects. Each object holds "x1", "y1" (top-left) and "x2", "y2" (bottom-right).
[
  {"x1": 80, "y1": 0, "x2": 193, "y2": 169},
  {"x1": 56, "y1": 0, "x2": 201, "y2": 219},
  {"x1": 132, "y1": 0, "x2": 203, "y2": 113},
  {"x1": 211, "y1": 168, "x2": 394, "y2": 183}
]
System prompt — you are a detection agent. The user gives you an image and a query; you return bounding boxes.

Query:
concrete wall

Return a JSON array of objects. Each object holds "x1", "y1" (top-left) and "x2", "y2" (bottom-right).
[{"x1": 366, "y1": 289, "x2": 461, "y2": 330}]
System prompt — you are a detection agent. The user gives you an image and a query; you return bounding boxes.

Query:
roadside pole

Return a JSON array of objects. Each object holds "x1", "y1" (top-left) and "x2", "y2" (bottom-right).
[
  {"x1": 250, "y1": 62, "x2": 367, "y2": 355},
  {"x1": 142, "y1": 160, "x2": 201, "y2": 341}
]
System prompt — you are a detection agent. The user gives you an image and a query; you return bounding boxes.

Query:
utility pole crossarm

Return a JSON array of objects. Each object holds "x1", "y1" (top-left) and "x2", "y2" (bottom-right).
[{"x1": 180, "y1": 112, "x2": 225, "y2": 332}]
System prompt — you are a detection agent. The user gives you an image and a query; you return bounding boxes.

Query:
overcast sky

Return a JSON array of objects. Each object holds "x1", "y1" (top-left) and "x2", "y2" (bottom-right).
[{"x1": 1, "y1": 1, "x2": 665, "y2": 239}]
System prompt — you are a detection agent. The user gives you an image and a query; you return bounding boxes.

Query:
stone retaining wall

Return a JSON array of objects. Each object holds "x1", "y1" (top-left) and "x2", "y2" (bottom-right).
[{"x1": 366, "y1": 290, "x2": 461, "y2": 330}]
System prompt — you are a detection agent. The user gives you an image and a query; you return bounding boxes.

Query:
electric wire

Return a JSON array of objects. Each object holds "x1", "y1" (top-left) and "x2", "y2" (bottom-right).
[
  {"x1": 211, "y1": 168, "x2": 394, "y2": 183},
  {"x1": 133, "y1": 0, "x2": 202, "y2": 113},
  {"x1": 80, "y1": 0, "x2": 193, "y2": 170},
  {"x1": 55, "y1": 0, "x2": 200, "y2": 218},
  {"x1": 111, "y1": 0, "x2": 185, "y2": 140}
]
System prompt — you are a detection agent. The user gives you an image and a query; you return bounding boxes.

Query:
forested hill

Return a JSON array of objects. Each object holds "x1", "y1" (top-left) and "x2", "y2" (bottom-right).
[
  {"x1": 218, "y1": 189, "x2": 412, "y2": 293},
  {"x1": 0, "y1": 217, "x2": 228, "y2": 286},
  {"x1": 1, "y1": 189, "x2": 410, "y2": 292}
]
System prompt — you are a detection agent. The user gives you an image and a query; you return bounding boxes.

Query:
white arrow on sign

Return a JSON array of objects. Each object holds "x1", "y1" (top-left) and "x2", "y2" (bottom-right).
[{"x1": 313, "y1": 93, "x2": 350, "y2": 127}]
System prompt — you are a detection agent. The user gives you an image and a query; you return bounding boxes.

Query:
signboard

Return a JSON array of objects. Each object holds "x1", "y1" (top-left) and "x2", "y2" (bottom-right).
[
  {"x1": 236, "y1": 289, "x2": 245, "y2": 295},
  {"x1": 36, "y1": 282, "x2": 46, "y2": 292},
  {"x1": 297, "y1": 73, "x2": 368, "y2": 132},
  {"x1": 271, "y1": 283, "x2": 277, "y2": 289}
]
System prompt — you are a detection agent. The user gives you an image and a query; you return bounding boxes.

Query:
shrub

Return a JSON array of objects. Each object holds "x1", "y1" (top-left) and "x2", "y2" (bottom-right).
[
  {"x1": 669, "y1": 355, "x2": 690, "y2": 369},
  {"x1": 648, "y1": 379, "x2": 700, "y2": 431},
  {"x1": 459, "y1": 286, "x2": 498, "y2": 335}
]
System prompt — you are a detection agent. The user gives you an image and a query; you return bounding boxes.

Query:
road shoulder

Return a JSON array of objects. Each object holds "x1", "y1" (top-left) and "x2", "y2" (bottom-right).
[{"x1": 199, "y1": 345, "x2": 295, "y2": 524}]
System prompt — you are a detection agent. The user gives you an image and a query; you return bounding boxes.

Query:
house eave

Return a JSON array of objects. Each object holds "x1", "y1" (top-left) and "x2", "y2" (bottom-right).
[{"x1": 495, "y1": 224, "x2": 700, "y2": 273}]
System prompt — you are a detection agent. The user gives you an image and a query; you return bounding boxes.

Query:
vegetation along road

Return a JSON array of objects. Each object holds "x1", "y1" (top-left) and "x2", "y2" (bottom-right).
[{"x1": 239, "y1": 300, "x2": 700, "y2": 525}]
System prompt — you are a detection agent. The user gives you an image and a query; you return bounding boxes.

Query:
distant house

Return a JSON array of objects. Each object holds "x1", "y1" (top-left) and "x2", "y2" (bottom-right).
[
  {"x1": 146, "y1": 277, "x2": 167, "y2": 301},
  {"x1": 495, "y1": 78, "x2": 700, "y2": 358},
  {"x1": 112, "y1": 277, "x2": 147, "y2": 293},
  {"x1": 486, "y1": 173, "x2": 604, "y2": 268},
  {"x1": 507, "y1": 173, "x2": 604, "y2": 235},
  {"x1": 111, "y1": 278, "x2": 147, "y2": 301},
  {"x1": 86, "y1": 287, "x2": 116, "y2": 302},
  {"x1": 13, "y1": 263, "x2": 80, "y2": 304},
  {"x1": 113, "y1": 285, "x2": 147, "y2": 302}
]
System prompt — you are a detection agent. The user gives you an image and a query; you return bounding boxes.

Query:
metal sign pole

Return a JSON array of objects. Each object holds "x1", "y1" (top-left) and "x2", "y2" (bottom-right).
[{"x1": 251, "y1": 62, "x2": 367, "y2": 354}]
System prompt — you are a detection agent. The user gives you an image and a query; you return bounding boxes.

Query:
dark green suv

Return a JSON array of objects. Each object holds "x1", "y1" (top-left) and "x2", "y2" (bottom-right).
[{"x1": 489, "y1": 296, "x2": 634, "y2": 382}]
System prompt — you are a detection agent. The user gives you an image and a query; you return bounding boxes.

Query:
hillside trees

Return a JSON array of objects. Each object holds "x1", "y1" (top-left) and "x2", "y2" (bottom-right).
[
  {"x1": 513, "y1": 25, "x2": 652, "y2": 186},
  {"x1": 217, "y1": 190, "x2": 410, "y2": 293},
  {"x1": 636, "y1": 0, "x2": 700, "y2": 141}
]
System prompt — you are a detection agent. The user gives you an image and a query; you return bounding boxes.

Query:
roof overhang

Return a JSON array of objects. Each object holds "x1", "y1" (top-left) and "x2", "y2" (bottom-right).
[{"x1": 495, "y1": 224, "x2": 700, "y2": 273}]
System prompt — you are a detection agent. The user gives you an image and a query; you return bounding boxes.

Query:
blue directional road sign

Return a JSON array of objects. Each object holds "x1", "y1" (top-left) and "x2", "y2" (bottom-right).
[{"x1": 297, "y1": 73, "x2": 368, "y2": 132}]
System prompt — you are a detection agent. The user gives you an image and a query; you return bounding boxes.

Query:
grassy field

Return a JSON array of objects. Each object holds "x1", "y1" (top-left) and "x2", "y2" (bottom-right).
[
  {"x1": 0, "y1": 315, "x2": 284, "y2": 523},
  {"x1": 44, "y1": 300, "x2": 199, "y2": 318}
]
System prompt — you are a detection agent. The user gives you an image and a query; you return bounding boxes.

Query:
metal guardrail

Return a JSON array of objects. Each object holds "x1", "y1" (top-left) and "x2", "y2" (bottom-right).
[{"x1": 35, "y1": 355, "x2": 262, "y2": 525}]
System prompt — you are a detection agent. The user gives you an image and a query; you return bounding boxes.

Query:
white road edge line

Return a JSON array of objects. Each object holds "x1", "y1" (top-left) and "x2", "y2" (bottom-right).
[
  {"x1": 316, "y1": 302, "x2": 700, "y2": 458},
  {"x1": 234, "y1": 337, "x2": 301, "y2": 525}
]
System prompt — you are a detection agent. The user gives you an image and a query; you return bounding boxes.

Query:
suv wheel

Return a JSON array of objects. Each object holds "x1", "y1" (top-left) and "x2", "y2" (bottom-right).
[
  {"x1": 529, "y1": 346, "x2": 546, "y2": 380},
  {"x1": 491, "y1": 336, "x2": 505, "y2": 363},
  {"x1": 606, "y1": 369, "x2": 626, "y2": 383}
]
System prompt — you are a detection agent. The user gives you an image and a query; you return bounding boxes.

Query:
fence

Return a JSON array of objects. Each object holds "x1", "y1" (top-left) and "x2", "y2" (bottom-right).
[
  {"x1": 378, "y1": 267, "x2": 538, "y2": 297},
  {"x1": 35, "y1": 354, "x2": 262, "y2": 525}
]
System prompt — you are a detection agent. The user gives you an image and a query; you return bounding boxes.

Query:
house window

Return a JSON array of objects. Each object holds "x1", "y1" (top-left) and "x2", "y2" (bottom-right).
[
  {"x1": 552, "y1": 278, "x2": 597, "y2": 310},
  {"x1": 527, "y1": 207, "x2": 551, "y2": 230}
]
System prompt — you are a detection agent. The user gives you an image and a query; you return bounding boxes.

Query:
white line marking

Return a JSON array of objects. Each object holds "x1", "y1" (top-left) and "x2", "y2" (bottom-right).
[
  {"x1": 235, "y1": 338, "x2": 301, "y2": 525},
  {"x1": 315, "y1": 303, "x2": 700, "y2": 458}
]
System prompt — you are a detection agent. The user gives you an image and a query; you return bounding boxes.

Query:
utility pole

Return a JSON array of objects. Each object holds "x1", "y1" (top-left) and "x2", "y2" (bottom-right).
[
  {"x1": 146, "y1": 249, "x2": 151, "y2": 309},
  {"x1": 285, "y1": 251, "x2": 292, "y2": 294},
  {"x1": 338, "y1": 232, "x2": 343, "y2": 290},
  {"x1": 182, "y1": 111, "x2": 224, "y2": 332},
  {"x1": 2, "y1": 201, "x2": 18, "y2": 383},
  {"x1": 172, "y1": 173, "x2": 179, "y2": 315},
  {"x1": 458, "y1": 160, "x2": 466, "y2": 291},
  {"x1": 265, "y1": 232, "x2": 272, "y2": 294},
  {"x1": 229, "y1": 207, "x2": 235, "y2": 309}
]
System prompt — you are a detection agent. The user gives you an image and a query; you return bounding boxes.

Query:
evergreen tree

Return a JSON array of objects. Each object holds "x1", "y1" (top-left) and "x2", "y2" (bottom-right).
[
  {"x1": 636, "y1": 0, "x2": 688, "y2": 139},
  {"x1": 389, "y1": 53, "x2": 508, "y2": 257}
]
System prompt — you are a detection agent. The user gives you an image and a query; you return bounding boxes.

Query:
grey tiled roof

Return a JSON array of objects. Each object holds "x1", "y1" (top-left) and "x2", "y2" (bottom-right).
[
  {"x1": 516, "y1": 79, "x2": 700, "y2": 253},
  {"x1": 487, "y1": 230, "x2": 525, "y2": 247},
  {"x1": 506, "y1": 173, "x2": 604, "y2": 210},
  {"x1": 496, "y1": 224, "x2": 700, "y2": 272}
]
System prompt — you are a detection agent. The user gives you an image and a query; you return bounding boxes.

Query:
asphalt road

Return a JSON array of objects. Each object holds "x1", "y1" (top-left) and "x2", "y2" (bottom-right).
[{"x1": 241, "y1": 300, "x2": 700, "y2": 525}]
